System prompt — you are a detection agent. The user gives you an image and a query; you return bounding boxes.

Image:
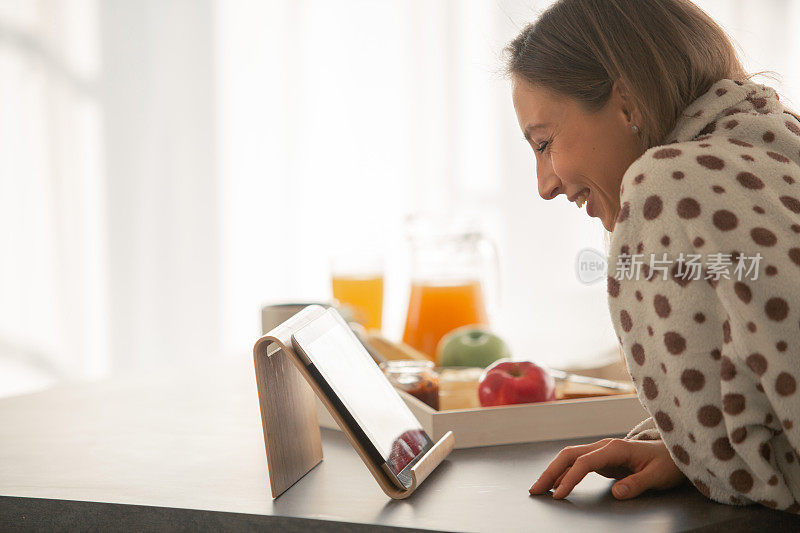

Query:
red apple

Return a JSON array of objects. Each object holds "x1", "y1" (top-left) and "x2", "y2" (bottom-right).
[{"x1": 478, "y1": 359, "x2": 556, "y2": 407}]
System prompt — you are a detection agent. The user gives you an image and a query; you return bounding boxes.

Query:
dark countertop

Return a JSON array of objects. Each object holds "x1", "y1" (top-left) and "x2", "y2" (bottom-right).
[{"x1": 1, "y1": 357, "x2": 798, "y2": 532}]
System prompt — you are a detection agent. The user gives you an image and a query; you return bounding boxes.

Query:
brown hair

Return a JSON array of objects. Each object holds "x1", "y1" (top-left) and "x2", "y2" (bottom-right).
[{"x1": 505, "y1": 0, "x2": 753, "y2": 151}]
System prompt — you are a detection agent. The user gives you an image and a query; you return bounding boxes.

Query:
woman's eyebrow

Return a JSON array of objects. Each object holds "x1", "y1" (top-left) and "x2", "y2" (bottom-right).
[{"x1": 523, "y1": 123, "x2": 551, "y2": 140}]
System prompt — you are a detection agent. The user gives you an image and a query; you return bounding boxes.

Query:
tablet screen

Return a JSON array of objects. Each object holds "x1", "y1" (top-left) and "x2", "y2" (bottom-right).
[{"x1": 292, "y1": 310, "x2": 431, "y2": 475}]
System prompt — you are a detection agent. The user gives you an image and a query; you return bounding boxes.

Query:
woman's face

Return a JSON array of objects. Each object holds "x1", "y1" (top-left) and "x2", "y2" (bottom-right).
[{"x1": 511, "y1": 75, "x2": 645, "y2": 232}]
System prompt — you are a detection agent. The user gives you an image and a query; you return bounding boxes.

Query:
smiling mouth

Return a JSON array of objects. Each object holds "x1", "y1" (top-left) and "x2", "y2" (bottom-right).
[{"x1": 574, "y1": 189, "x2": 589, "y2": 208}]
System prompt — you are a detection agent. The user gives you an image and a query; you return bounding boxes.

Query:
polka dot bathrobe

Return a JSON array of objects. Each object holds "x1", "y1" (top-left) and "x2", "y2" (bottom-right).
[{"x1": 608, "y1": 78, "x2": 800, "y2": 512}]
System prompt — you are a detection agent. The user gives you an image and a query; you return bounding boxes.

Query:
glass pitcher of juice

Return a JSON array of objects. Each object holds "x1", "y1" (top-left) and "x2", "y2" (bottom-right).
[{"x1": 401, "y1": 215, "x2": 500, "y2": 362}]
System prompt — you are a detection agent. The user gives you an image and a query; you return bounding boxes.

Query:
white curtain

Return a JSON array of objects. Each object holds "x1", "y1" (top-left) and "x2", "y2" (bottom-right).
[{"x1": 3, "y1": 0, "x2": 800, "y2": 396}]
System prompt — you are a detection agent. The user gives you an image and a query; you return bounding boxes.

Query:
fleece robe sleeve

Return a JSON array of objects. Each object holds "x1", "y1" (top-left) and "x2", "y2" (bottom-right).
[{"x1": 608, "y1": 145, "x2": 800, "y2": 512}]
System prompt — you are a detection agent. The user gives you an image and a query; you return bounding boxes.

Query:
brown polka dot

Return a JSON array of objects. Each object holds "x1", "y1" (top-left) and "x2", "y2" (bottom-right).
[
  {"x1": 676, "y1": 197, "x2": 701, "y2": 219},
  {"x1": 648, "y1": 325, "x2": 654, "y2": 337},
  {"x1": 789, "y1": 248, "x2": 800, "y2": 267},
  {"x1": 730, "y1": 469, "x2": 753, "y2": 493},
  {"x1": 768, "y1": 474, "x2": 778, "y2": 486},
  {"x1": 698, "y1": 121, "x2": 717, "y2": 136},
  {"x1": 777, "y1": 340, "x2": 788, "y2": 352},
  {"x1": 660, "y1": 235, "x2": 670, "y2": 247},
  {"x1": 672, "y1": 171, "x2": 685, "y2": 180},
  {"x1": 631, "y1": 343, "x2": 645, "y2": 365},
  {"x1": 697, "y1": 155, "x2": 725, "y2": 170},
  {"x1": 732, "y1": 427, "x2": 747, "y2": 443},
  {"x1": 746, "y1": 353, "x2": 768, "y2": 376},
  {"x1": 784, "y1": 420, "x2": 794, "y2": 430},
  {"x1": 643, "y1": 195, "x2": 663, "y2": 220},
  {"x1": 713, "y1": 210, "x2": 738, "y2": 231},
  {"x1": 747, "y1": 322, "x2": 757, "y2": 332},
  {"x1": 741, "y1": 154, "x2": 755, "y2": 162},
  {"x1": 710, "y1": 348, "x2": 721, "y2": 361},
  {"x1": 765, "y1": 265, "x2": 778, "y2": 276},
  {"x1": 607, "y1": 276, "x2": 620, "y2": 297},
  {"x1": 723, "y1": 320, "x2": 731, "y2": 343},
  {"x1": 660, "y1": 362, "x2": 667, "y2": 373},
  {"x1": 698, "y1": 404, "x2": 722, "y2": 427},
  {"x1": 693, "y1": 236, "x2": 705, "y2": 248},
  {"x1": 780, "y1": 195, "x2": 800, "y2": 214},
  {"x1": 636, "y1": 241, "x2": 644, "y2": 254},
  {"x1": 763, "y1": 131, "x2": 775, "y2": 142},
  {"x1": 785, "y1": 175, "x2": 796, "y2": 184},
  {"x1": 689, "y1": 433, "x2": 696, "y2": 443},
  {"x1": 728, "y1": 138, "x2": 753, "y2": 147},
  {"x1": 750, "y1": 227, "x2": 777, "y2": 246},
  {"x1": 617, "y1": 201, "x2": 630, "y2": 223},
  {"x1": 635, "y1": 290, "x2": 643, "y2": 301},
  {"x1": 655, "y1": 410, "x2": 674, "y2": 432},
  {"x1": 716, "y1": 88, "x2": 728, "y2": 96},
  {"x1": 736, "y1": 171, "x2": 764, "y2": 190},
  {"x1": 653, "y1": 294, "x2": 671, "y2": 318},
  {"x1": 712, "y1": 185, "x2": 725, "y2": 194},
  {"x1": 643, "y1": 376, "x2": 658, "y2": 399},
  {"x1": 654, "y1": 148, "x2": 682, "y2": 159},
  {"x1": 753, "y1": 205, "x2": 765, "y2": 214},
  {"x1": 792, "y1": 224, "x2": 800, "y2": 233},
  {"x1": 680, "y1": 369, "x2": 705, "y2": 392},
  {"x1": 720, "y1": 357, "x2": 737, "y2": 381},
  {"x1": 776, "y1": 372, "x2": 797, "y2": 396},
  {"x1": 760, "y1": 442, "x2": 772, "y2": 462},
  {"x1": 664, "y1": 331, "x2": 686, "y2": 355},
  {"x1": 699, "y1": 143, "x2": 710, "y2": 148},
  {"x1": 723, "y1": 393, "x2": 746, "y2": 415},
  {"x1": 673, "y1": 396, "x2": 680, "y2": 407},
  {"x1": 713, "y1": 436, "x2": 735, "y2": 460},
  {"x1": 786, "y1": 120, "x2": 800, "y2": 136},
  {"x1": 765, "y1": 297, "x2": 789, "y2": 321},
  {"x1": 768, "y1": 151, "x2": 790, "y2": 163},
  {"x1": 766, "y1": 413, "x2": 774, "y2": 425},
  {"x1": 692, "y1": 478, "x2": 710, "y2": 497},
  {"x1": 620, "y1": 310, "x2": 633, "y2": 332},
  {"x1": 789, "y1": 452, "x2": 797, "y2": 464},
  {"x1": 692, "y1": 110, "x2": 704, "y2": 118},
  {"x1": 756, "y1": 383, "x2": 765, "y2": 393},
  {"x1": 634, "y1": 173, "x2": 645, "y2": 184},
  {"x1": 694, "y1": 312, "x2": 705, "y2": 323},
  {"x1": 724, "y1": 120, "x2": 738, "y2": 129},
  {"x1": 672, "y1": 444, "x2": 690, "y2": 465},
  {"x1": 733, "y1": 282, "x2": 752, "y2": 304}
]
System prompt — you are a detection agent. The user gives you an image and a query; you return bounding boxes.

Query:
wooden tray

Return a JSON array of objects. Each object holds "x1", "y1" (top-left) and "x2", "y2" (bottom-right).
[{"x1": 317, "y1": 391, "x2": 646, "y2": 449}]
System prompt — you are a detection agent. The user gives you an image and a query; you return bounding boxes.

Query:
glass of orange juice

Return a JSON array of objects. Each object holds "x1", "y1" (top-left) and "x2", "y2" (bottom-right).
[{"x1": 330, "y1": 251, "x2": 384, "y2": 331}]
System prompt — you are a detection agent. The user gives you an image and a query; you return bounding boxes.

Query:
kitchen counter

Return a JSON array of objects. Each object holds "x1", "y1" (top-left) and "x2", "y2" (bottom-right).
[{"x1": 1, "y1": 357, "x2": 798, "y2": 532}]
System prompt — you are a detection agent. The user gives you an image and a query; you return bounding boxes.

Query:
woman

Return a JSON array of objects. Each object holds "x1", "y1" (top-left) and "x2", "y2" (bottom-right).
[{"x1": 510, "y1": 0, "x2": 800, "y2": 513}]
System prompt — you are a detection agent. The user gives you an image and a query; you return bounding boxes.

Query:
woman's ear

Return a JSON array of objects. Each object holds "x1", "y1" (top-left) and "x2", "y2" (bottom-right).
[{"x1": 612, "y1": 79, "x2": 643, "y2": 130}]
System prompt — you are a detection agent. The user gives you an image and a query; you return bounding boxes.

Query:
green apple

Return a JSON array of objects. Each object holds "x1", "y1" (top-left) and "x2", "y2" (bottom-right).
[{"x1": 437, "y1": 326, "x2": 510, "y2": 368}]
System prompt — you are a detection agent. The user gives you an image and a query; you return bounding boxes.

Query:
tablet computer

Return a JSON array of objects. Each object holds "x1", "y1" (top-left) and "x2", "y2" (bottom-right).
[{"x1": 291, "y1": 308, "x2": 434, "y2": 490}]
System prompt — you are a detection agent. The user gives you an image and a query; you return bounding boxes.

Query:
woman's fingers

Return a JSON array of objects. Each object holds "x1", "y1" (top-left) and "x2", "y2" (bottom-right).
[
  {"x1": 551, "y1": 439, "x2": 632, "y2": 499},
  {"x1": 612, "y1": 462, "x2": 660, "y2": 499},
  {"x1": 529, "y1": 438, "x2": 612, "y2": 494},
  {"x1": 552, "y1": 468, "x2": 569, "y2": 490}
]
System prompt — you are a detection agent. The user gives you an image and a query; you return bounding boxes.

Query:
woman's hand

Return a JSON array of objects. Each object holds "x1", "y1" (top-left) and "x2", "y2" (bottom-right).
[{"x1": 529, "y1": 437, "x2": 687, "y2": 500}]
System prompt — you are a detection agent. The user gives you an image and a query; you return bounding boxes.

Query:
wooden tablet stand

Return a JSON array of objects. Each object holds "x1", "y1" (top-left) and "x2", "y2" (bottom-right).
[{"x1": 253, "y1": 304, "x2": 454, "y2": 499}]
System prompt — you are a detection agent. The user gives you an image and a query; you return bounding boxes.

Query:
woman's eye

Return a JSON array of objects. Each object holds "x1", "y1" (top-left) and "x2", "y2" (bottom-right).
[{"x1": 535, "y1": 140, "x2": 550, "y2": 154}]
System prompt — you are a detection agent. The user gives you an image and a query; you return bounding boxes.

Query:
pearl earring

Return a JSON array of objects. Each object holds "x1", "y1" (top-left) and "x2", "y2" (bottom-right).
[{"x1": 632, "y1": 125, "x2": 640, "y2": 133}]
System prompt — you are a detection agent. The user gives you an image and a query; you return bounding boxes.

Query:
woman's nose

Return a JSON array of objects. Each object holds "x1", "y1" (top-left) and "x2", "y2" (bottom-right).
[{"x1": 537, "y1": 168, "x2": 562, "y2": 200}]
